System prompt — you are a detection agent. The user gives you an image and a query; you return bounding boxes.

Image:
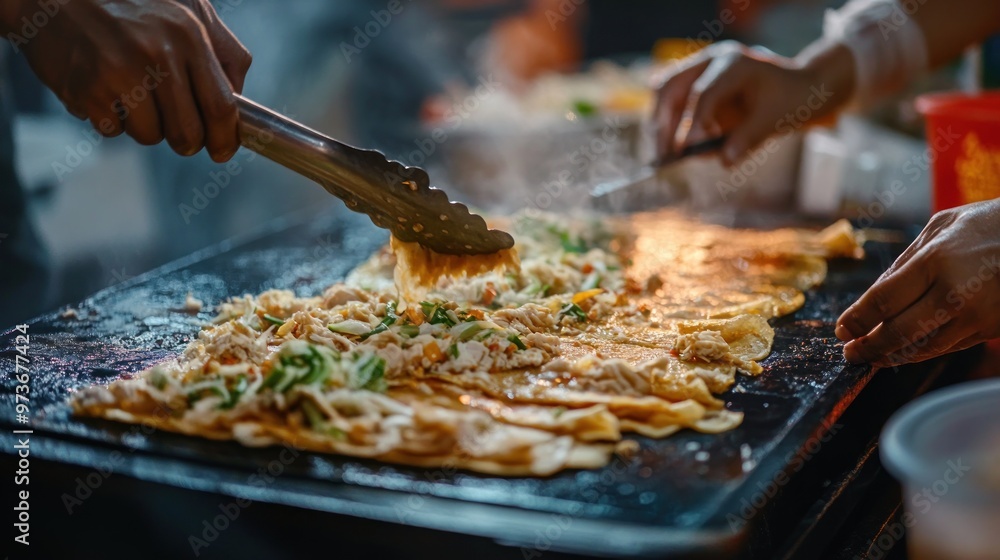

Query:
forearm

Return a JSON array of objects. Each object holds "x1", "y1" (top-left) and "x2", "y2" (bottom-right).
[
  {"x1": 793, "y1": 41, "x2": 858, "y2": 122},
  {"x1": 799, "y1": 0, "x2": 1000, "y2": 108},
  {"x1": 911, "y1": 0, "x2": 1000, "y2": 68}
]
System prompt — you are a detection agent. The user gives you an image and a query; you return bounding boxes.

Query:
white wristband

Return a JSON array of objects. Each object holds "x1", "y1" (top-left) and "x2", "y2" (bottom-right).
[{"x1": 823, "y1": 0, "x2": 929, "y2": 105}]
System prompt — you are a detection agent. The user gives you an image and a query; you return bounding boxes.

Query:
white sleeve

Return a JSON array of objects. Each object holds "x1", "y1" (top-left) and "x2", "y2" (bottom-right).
[{"x1": 823, "y1": 0, "x2": 929, "y2": 106}]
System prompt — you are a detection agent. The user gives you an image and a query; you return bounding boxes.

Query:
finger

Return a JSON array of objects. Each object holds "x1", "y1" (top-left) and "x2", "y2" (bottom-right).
[
  {"x1": 835, "y1": 255, "x2": 934, "y2": 341},
  {"x1": 843, "y1": 289, "x2": 952, "y2": 364},
  {"x1": 189, "y1": 56, "x2": 240, "y2": 162},
  {"x1": 653, "y1": 57, "x2": 712, "y2": 161},
  {"x1": 52, "y1": 84, "x2": 90, "y2": 121},
  {"x1": 191, "y1": 0, "x2": 253, "y2": 93},
  {"x1": 86, "y1": 99, "x2": 125, "y2": 138},
  {"x1": 119, "y1": 85, "x2": 164, "y2": 146},
  {"x1": 719, "y1": 111, "x2": 777, "y2": 166},
  {"x1": 154, "y1": 58, "x2": 205, "y2": 156},
  {"x1": 884, "y1": 211, "x2": 958, "y2": 272},
  {"x1": 682, "y1": 53, "x2": 749, "y2": 148},
  {"x1": 75, "y1": 85, "x2": 125, "y2": 137},
  {"x1": 66, "y1": 104, "x2": 89, "y2": 121}
]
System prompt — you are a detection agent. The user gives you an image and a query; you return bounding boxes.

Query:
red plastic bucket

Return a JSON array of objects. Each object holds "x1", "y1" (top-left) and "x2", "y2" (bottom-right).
[{"x1": 915, "y1": 92, "x2": 1000, "y2": 212}]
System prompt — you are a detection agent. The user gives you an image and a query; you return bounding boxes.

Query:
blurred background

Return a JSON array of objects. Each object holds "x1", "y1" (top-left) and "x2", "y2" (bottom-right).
[{"x1": 1, "y1": 0, "x2": 993, "y2": 326}]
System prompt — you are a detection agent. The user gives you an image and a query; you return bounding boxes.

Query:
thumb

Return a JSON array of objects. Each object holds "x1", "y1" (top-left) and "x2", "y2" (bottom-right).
[{"x1": 720, "y1": 113, "x2": 778, "y2": 167}]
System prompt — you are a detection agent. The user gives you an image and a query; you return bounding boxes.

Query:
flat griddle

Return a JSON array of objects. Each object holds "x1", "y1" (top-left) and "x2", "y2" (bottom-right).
[{"x1": 0, "y1": 208, "x2": 914, "y2": 558}]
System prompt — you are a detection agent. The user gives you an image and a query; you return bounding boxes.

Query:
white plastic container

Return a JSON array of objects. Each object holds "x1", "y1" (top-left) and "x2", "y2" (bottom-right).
[{"x1": 881, "y1": 379, "x2": 1000, "y2": 560}]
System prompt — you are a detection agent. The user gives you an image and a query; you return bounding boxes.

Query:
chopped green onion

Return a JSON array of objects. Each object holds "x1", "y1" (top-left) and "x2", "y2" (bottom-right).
[
  {"x1": 572, "y1": 99, "x2": 598, "y2": 117},
  {"x1": 187, "y1": 384, "x2": 229, "y2": 406},
  {"x1": 553, "y1": 406, "x2": 567, "y2": 418},
  {"x1": 457, "y1": 310, "x2": 480, "y2": 323},
  {"x1": 525, "y1": 281, "x2": 551, "y2": 297},
  {"x1": 559, "y1": 303, "x2": 588, "y2": 322},
  {"x1": 328, "y1": 320, "x2": 374, "y2": 336},
  {"x1": 360, "y1": 322, "x2": 391, "y2": 340},
  {"x1": 360, "y1": 302, "x2": 398, "y2": 341},
  {"x1": 222, "y1": 374, "x2": 248, "y2": 409},
  {"x1": 301, "y1": 399, "x2": 325, "y2": 428},
  {"x1": 262, "y1": 368, "x2": 285, "y2": 390},
  {"x1": 263, "y1": 314, "x2": 285, "y2": 326},
  {"x1": 458, "y1": 323, "x2": 488, "y2": 341},
  {"x1": 300, "y1": 400, "x2": 346, "y2": 440},
  {"x1": 561, "y1": 236, "x2": 587, "y2": 253},
  {"x1": 508, "y1": 334, "x2": 527, "y2": 350},
  {"x1": 475, "y1": 328, "x2": 497, "y2": 341},
  {"x1": 398, "y1": 324, "x2": 421, "y2": 338},
  {"x1": 581, "y1": 272, "x2": 602, "y2": 291},
  {"x1": 298, "y1": 346, "x2": 330, "y2": 385},
  {"x1": 447, "y1": 343, "x2": 459, "y2": 358},
  {"x1": 354, "y1": 354, "x2": 387, "y2": 392},
  {"x1": 264, "y1": 344, "x2": 334, "y2": 393},
  {"x1": 149, "y1": 368, "x2": 169, "y2": 390},
  {"x1": 547, "y1": 225, "x2": 587, "y2": 253},
  {"x1": 324, "y1": 426, "x2": 347, "y2": 440},
  {"x1": 424, "y1": 303, "x2": 457, "y2": 327}
]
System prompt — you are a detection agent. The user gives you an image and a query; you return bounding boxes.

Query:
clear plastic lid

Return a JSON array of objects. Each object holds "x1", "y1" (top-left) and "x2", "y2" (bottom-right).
[{"x1": 881, "y1": 378, "x2": 1000, "y2": 497}]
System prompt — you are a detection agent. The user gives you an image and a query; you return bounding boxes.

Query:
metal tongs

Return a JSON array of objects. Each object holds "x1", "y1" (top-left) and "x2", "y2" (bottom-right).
[{"x1": 236, "y1": 95, "x2": 514, "y2": 255}]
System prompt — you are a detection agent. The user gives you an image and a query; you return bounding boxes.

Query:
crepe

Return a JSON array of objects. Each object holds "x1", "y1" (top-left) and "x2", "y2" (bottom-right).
[{"x1": 71, "y1": 210, "x2": 863, "y2": 476}]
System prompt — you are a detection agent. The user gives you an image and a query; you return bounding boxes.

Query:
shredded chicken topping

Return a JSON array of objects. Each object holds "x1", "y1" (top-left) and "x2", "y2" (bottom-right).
[
  {"x1": 70, "y1": 211, "x2": 863, "y2": 476},
  {"x1": 674, "y1": 331, "x2": 732, "y2": 363}
]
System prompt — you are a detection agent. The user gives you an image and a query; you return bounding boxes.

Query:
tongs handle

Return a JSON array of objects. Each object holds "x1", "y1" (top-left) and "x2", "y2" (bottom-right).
[
  {"x1": 653, "y1": 136, "x2": 727, "y2": 167},
  {"x1": 235, "y1": 94, "x2": 380, "y2": 196}
]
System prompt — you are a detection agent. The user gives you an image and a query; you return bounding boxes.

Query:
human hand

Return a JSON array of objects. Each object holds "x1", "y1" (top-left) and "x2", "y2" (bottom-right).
[
  {"x1": 836, "y1": 199, "x2": 1000, "y2": 367},
  {"x1": 652, "y1": 41, "x2": 852, "y2": 166},
  {"x1": 5, "y1": 0, "x2": 252, "y2": 161}
]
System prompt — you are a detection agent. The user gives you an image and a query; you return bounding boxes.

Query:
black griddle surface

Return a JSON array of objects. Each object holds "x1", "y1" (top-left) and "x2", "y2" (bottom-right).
[{"x1": 0, "y1": 209, "x2": 900, "y2": 558}]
